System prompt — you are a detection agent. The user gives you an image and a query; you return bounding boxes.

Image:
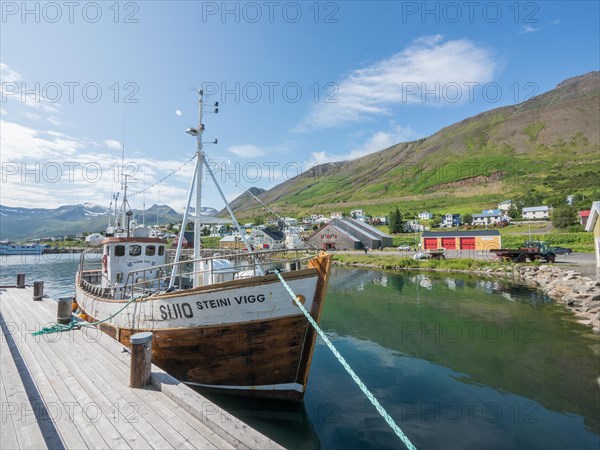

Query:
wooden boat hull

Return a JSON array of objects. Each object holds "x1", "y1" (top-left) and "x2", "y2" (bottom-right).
[{"x1": 75, "y1": 253, "x2": 332, "y2": 401}]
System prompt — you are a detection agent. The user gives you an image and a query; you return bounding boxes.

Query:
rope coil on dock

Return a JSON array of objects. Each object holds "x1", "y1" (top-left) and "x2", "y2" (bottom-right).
[
  {"x1": 32, "y1": 294, "x2": 146, "y2": 336},
  {"x1": 274, "y1": 269, "x2": 418, "y2": 450}
]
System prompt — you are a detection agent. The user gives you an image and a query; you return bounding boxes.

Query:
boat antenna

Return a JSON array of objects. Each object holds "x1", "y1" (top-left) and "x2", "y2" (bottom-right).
[{"x1": 142, "y1": 165, "x2": 146, "y2": 227}]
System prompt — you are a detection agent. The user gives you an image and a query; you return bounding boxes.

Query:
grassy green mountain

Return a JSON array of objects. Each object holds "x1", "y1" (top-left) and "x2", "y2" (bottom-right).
[{"x1": 230, "y1": 72, "x2": 600, "y2": 219}]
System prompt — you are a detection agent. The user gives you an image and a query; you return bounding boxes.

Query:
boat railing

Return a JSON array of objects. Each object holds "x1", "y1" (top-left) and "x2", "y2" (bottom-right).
[{"x1": 123, "y1": 248, "x2": 314, "y2": 298}]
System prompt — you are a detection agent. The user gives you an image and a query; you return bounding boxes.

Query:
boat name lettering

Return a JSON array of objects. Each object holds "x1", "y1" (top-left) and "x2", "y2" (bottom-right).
[
  {"x1": 196, "y1": 298, "x2": 231, "y2": 310},
  {"x1": 160, "y1": 303, "x2": 194, "y2": 320},
  {"x1": 235, "y1": 294, "x2": 265, "y2": 304},
  {"x1": 195, "y1": 294, "x2": 266, "y2": 311}
]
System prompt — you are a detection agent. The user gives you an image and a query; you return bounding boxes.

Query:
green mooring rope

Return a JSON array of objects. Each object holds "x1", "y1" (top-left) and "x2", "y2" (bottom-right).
[
  {"x1": 274, "y1": 270, "x2": 417, "y2": 450},
  {"x1": 32, "y1": 294, "x2": 144, "y2": 336}
]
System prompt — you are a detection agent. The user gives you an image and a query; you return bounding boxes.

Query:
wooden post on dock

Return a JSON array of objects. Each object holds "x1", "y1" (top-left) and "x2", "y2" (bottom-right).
[
  {"x1": 16, "y1": 273, "x2": 25, "y2": 288},
  {"x1": 130, "y1": 332, "x2": 153, "y2": 388},
  {"x1": 57, "y1": 297, "x2": 72, "y2": 324},
  {"x1": 33, "y1": 281, "x2": 43, "y2": 301}
]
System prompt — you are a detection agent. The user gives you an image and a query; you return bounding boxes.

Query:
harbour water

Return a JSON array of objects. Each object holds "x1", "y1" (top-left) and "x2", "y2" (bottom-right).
[{"x1": 1, "y1": 254, "x2": 598, "y2": 449}]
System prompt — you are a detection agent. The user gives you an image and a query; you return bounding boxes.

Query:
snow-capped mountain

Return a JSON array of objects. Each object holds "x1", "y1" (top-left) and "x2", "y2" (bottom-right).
[{"x1": 0, "y1": 203, "x2": 186, "y2": 241}]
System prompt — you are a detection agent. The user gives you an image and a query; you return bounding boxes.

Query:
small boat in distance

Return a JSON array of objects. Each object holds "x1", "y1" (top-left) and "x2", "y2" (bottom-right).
[
  {"x1": 75, "y1": 90, "x2": 332, "y2": 401},
  {"x1": 0, "y1": 241, "x2": 47, "y2": 255}
]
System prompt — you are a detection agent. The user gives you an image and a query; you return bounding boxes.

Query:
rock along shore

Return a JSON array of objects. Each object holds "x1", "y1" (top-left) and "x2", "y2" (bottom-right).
[
  {"x1": 333, "y1": 260, "x2": 600, "y2": 333},
  {"x1": 499, "y1": 265, "x2": 600, "y2": 333}
]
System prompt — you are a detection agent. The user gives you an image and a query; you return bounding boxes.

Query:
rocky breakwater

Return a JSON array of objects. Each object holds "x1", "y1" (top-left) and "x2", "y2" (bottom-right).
[{"x1": 507, "y1": 265, "x2": 600, "y2": 333}]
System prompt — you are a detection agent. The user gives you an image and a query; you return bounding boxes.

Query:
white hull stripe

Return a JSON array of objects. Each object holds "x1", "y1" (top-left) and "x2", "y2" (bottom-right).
[{"x1": 183, "y1": 381, "x2": 304, "y2": 393}]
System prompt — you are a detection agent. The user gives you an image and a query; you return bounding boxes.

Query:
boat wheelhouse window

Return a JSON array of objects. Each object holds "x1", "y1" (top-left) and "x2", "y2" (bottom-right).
[
  {"x1": 115, "y1": 245, "x2": 125, "y2": 257},
  {"x1": 158, "y1": 246, "x2": 165, "y2": 256},
  {"x1": 145, "y1": 245, "x2": 156, "y2": 256},
  {"x1": 129, "y1": 245, "x2": 142, "y2": 256}
]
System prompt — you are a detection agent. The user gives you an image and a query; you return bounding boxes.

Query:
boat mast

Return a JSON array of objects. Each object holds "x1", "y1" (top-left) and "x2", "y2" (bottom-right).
[{"x1": 193, "y1": 90, "x2": 204, "y2": 287}]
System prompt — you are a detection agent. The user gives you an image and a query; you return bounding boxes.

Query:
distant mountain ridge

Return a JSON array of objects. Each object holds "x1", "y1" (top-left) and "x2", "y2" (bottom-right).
[{"x1": 0, "y1": 203, "x2": 185, "y2": 241}]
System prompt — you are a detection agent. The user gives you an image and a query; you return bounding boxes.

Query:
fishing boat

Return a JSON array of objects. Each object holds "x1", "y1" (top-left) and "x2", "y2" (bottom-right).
[
  {"x1": 0, "y1": 241, "x2": 47, "y2": 255},
  {"x1": 75, "y1": 90, "x2": 332, "y2": 401}
]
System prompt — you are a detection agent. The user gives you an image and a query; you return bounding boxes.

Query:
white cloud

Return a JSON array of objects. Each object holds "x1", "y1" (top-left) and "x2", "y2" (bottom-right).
[
  {"x1": 47, "y1": 116, "x2": 61, "y2": 126},
  {"x1": 175, "y1": 109, "x2": 182, "y2": 116},
  {"x1": 0, "y1": 63, "x2": 21, "y2": 83},
  {"x1": 521, "y1": 25, "x2": 539, "y2": 33},
  {"x1": 0, "y1": 62, "x2": 61, "y2": 114},
  {"x1": 227, "y1": 144, "x2": 266, "y2": 158},
  {"x1": 297, "y1": 35, "x2": 497, "y2": 131},
  {"x1": 306, "y1": 123, "x2": 416, "y2": 166},
  {"x1": 520, "y1": 20, "x2": 560, "y2": 34},
  {"x1": 0, "y1": 120, "x2": 83, "y2": 160},
  {"x1": 0, "y1": 119, "x2": 201, "y2": 210},
  {"x1": 104, "y1": 139, "x2": 123, "y2": 150},
  {"x1": 0, "y1": 107, "x2": 7, "y2": 116}
]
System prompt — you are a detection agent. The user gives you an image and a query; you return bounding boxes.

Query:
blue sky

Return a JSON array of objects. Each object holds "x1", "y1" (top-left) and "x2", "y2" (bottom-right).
[{"x1": 1, "y1": 1, "x2": 598, "y2": 212}]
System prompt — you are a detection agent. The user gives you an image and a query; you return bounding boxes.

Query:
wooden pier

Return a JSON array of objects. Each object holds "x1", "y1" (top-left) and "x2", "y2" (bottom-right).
[{"x1": 0, "y1": 286, "x2": 283, "y2": 449}]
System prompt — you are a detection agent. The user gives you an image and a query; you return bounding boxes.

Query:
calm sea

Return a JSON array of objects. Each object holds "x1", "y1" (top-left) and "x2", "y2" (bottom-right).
[{"x1": 1, "y1": 254, "x2": 599, "y2": 449}]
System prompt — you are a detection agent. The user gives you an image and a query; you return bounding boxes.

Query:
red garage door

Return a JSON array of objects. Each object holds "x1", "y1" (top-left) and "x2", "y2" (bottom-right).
[
  {"x1": 460, "y1": 237, "x2": 476, "y2": 250},
  {"x1": 441, "y1": 238, "x2": 456, "y2": 249},
  {"x1": 424, "y1": 238, "x2": 438, "y2": 249}
]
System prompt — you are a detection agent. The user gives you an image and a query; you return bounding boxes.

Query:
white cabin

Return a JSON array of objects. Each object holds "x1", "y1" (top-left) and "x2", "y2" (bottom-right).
[{"x1": 101, "y1": 238, "x2": 168, "y2": 294}]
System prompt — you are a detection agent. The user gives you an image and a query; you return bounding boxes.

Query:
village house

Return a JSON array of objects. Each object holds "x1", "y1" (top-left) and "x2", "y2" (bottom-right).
[
  {"x1": 403, "y1": 220, "x2": 424, "y2": 232},
  {"x1": 172, "y1": 231, "x2": 194, "y2": 248},
  {"x1": 307, "y1": 217, "x2": 392, "y2": 250},
  {"x1": 471, "y1": 209, "x2": 506, "y2": 226},
  {"x1": 330, "y1": 212, "x2": 344, "y2": 219},
  {"x1": 251, "y1": 228, "x2": 285, "y2": 250},
  {"x1": 353, "y1": 214, "x2": 371, "y2": 224},
  {"x1": 441, "y1": 213, "x2": 462, "y2": 228},
  {"x1": 497, "y1": 200, "x2": 512, "y2": 211},
  {"x1": 522, "y1": 206, "x2": 552, "y2": 219},
  {"x1": 351, "y1": 209, "x2": 364, "y2": 217},
  {"x1": 418, "y1": 212, "x2": 433, "y2": 220},
  {"x1": 585, "y1": 202, "x2": 600, "y2": 280},
  {"x1": 372, "y1": 216, "x2": 388, "y2": 225},
  {"x1": 421, "y1": 230, "x2": 502, "y2": 251},
  {"x1": 580, "y1": 210, "x2": 591, "y2": 227}
]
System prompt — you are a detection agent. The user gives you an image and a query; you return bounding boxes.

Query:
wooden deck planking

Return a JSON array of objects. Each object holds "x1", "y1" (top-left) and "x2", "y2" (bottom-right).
[
  {"x1": 22, "y1": 296, "x2": 234, "y2": 449},
  {"x1": 4, "y1": 292, "x2": 217, "y2": 450},
  {"x1": 0, "y1": 327, "x2": 47, "y2": 450},
  {"x1": 2, "y1": 293, "x2": 112, "y2": 449},
  {"x1": 0, "y1": 287, "x2": 283, "y2": 450}
]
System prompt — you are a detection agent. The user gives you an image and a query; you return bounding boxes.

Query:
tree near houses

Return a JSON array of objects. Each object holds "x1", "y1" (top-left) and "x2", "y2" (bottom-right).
[
  {"x1": 462, "y1": 213, "x2": 473, "y2": 225},
  {"x1": 552, "y1": 206, "x2": 578, "y2": 229},
  {"x1": 389, "y1": 207, "x2": 403, "y2": 234},
  {"x1": 507, "y1": 204, "x2": 520, "y2": 219}
]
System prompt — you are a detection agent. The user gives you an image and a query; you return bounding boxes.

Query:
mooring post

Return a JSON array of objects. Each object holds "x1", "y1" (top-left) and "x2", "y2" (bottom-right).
[
  {"x1": 33, "y1": 281, "x2": 44, "y2": 301},
  {"x1": 130, "y1": 332, "x2": 153, "y2": 388},
  {"x1": 57, "y1": 297, "x2": 72, "y2": 324},
  {"x1": 16, "y1": 273, "x2": 25, "y2": 288}
]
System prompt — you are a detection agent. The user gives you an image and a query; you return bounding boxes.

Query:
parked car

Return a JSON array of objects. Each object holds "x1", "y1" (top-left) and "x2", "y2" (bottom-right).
[
  {"x1": 397, "y1": 245, "x2": 411, "y2": 251},
  {"x1": 549, "y1": 246, "x2": 573, "y2": 255}
]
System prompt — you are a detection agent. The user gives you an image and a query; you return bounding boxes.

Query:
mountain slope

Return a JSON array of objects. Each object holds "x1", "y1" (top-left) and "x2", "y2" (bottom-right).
[{"x1": 232, "y1": 71, "x2": 600, "y2": 218}]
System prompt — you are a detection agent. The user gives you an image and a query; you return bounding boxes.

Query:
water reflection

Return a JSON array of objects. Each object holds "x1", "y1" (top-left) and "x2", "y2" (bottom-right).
[
  {"x1": 331, "y1": 268, "x2": 551, "y2": 306},
  {"x1": 322, "y1": 267, "x2": 600, "y2": 441}
]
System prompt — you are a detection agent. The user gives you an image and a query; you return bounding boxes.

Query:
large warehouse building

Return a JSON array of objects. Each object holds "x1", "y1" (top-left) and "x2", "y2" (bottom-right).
[
  {"x1": 420, "y1": 230, "x2": 502, "y2": 251},
  {"x1": 308, "y1": 217, "x2": 393, "y2": 250}
]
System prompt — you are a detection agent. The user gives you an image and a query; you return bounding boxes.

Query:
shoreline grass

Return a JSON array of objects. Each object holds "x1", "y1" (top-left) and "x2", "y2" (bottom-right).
[{"x1": 332, "y1": 254, "x2": 514, "y2": 271}]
